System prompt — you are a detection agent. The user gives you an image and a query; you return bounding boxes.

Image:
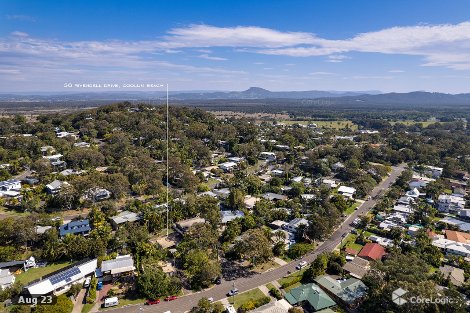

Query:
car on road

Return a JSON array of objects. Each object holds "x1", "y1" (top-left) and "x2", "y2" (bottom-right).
[
  {"x1": 227, "y1": 288, "x2": 239, "y2": 296},
  {"x1": 215, "y1": 276, "x2": 222, "y2": 284},
  {"x1": 146, "y1": 299, "x2": 160, "y2": 305},
  {"x1": 207, "y1": 297, "x2": 214, "y2": 302},
  {"x1": 164, "y1": 295, "x2": 178, "y2": 301},
  {"x1": 96, "y1": 281, "x2": 103, "y2": 290},
  {"x1": 296, "y1": 261, "x2": 307, "y2": 270}
]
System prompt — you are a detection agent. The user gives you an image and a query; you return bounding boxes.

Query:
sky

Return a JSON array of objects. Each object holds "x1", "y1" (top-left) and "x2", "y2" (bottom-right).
[{"x1": 1, "y1": 0, "x2": 470, "y2": 93}]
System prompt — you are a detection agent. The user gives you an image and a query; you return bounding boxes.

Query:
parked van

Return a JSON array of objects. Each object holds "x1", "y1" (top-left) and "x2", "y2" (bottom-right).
[{"x1": 103, "y1": 297, "x2": 119, "y2": 308}]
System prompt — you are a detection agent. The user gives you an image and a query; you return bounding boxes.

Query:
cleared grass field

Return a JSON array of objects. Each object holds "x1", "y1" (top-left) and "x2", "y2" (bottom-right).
[
  {"x1": 231, "y1": 288, "x2": 269, "y2": 308},
  {"x1": 281, "y1": 120, "x2": 358, "y2": 130},
  {"x1": 389, "y1": 120, "x2": 441, "y2": 127},
  {"x1": 16, "y1": 261, "x2": 72, "y2": 285}
]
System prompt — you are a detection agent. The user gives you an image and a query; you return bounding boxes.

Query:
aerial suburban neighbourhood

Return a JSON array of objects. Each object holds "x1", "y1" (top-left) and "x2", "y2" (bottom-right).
[{"x1": 1, "y1": 1, "x2": 470, "y2": 313}]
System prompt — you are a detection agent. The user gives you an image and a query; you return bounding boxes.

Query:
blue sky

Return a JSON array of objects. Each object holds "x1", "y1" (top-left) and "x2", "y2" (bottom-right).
[{"x1": 1, "y1": 0, "x2": 470, "y2": 93}]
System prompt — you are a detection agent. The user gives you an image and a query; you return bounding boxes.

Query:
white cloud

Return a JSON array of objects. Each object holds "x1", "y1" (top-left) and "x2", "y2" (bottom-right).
[
  {"x1": 197, "y1": 53, "x2": 227, "y2": 61},
  {"x1": 6, "y1": 15, "x2": 36, "y2": 22},
  {"x1": 388, "y1": 69, "x2": 405, "y2": 73}
]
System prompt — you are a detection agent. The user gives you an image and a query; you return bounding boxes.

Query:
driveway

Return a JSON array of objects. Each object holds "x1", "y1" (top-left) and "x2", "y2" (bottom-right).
[{"x1": 72, "y1": 289, "x2": 87, "y2": 313}]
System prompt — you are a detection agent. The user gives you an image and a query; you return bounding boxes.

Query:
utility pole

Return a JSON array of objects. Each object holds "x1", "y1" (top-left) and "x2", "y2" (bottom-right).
[{"x1": 166, "y1": 84, "x2": 169, "y2": 237}]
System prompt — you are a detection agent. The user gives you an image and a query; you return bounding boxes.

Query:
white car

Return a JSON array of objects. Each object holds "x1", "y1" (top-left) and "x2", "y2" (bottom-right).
[
  {"x1": 207, "y1": 297, "x2": 214, "y2": 302},
  {"x1": 83, "y1": 277, "x2": 91, "y2": 288},
  {"x1": 296, "y1": 261, "x2": 307, "y2": 270}
]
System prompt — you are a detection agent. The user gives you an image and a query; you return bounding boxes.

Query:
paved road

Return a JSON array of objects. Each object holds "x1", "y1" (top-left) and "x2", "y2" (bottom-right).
[{"x1": 109, "y1": 164, "x2": 407, "y2": 313}]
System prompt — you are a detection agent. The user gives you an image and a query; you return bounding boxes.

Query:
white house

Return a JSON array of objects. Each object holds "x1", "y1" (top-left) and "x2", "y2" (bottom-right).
[
  {"x1": 45, "y1": 180, "x2": 69, "y2": 194},
  {"x1": 26, "y1": 259, "x2": 97, "y2": 296},
  {"x1": 338, "y1": 186, "x2": 356, "y2": 199},
  {"x1": 0, "y1": 179, "x2": 21, "y2": 197},
  {"x1": 0, "y1": 269, "x2": 15, "y2": 290},
  {"x1": 322, "y1": 179, "x2": 338, "y2": 188},
  {"x1": 219, "y1": 161, "x2": 237, "y2": 172},
  {"x1": 259, "y1": 152, "x2": 276, "y2": 162},
  {"x1": 283, "y1": 218, "x2": 308, "y2": 233},
  {"x1": 438, "y1": 195, "x2": 466, "y2": 214}
]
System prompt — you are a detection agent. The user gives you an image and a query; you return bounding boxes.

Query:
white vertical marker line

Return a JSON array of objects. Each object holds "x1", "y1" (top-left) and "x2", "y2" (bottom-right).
[{"x1": 166, "y1": 83, "x2": 169, "y2": 237}]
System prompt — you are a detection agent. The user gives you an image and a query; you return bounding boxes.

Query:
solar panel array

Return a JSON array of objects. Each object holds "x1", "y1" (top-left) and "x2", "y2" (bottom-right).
[{"x1": 49, "y1": 267, "x2": 81, "y2": 285}]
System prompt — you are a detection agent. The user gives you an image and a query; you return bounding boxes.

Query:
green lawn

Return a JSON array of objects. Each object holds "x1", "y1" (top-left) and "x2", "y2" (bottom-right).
[
  {"x1": 266, "y1": 283, "x2": 276, "y2": 290},
  {"x1": 389, "y1": 120, "x2": 446, "y2": 127},
  {"x1": 231, "y1": 288, "x2": 269, "y2": 309},
  {"x1": 277, "y1": 267, "x2": 307, "y2": 289},
  {"x1": 344, "y1": 201, "x2": 360, "y2": 215},
  {"x1": 252, "y1": 260, "x2": 279, "y2": 273},
  {"x1": 340, "y1": 234, "x2": 363, "y2": 252},
  {"x1": 16, "y1": 261, "x2": 72, "y2": 285},
  {"x1": 81, "y1": 303, "x2": 94, "y2": 313}
]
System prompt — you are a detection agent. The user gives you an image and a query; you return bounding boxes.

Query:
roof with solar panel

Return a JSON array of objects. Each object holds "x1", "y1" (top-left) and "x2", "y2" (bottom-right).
[{"x1": 26, "y1": 259, "x2": 97, "y2": 296}]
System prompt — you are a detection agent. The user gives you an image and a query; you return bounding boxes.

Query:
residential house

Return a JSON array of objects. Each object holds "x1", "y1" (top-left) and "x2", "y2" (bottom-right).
[
  {"x1": 262, "y1": 192, "x2": 287, "y2": 201},
  {"x1": 26, "y1": 259, "x2": 97, "y2": 296},
  {"x1": 45, "y1": 180, "x2": 69, "y2": 195},
  {"x1": 73, "y1": 142, "x2": 90, "y2": 148},
  {"x1": 274, "y1": 144, "x2": 290, "y2": 151},
  {"x1": 439, "y1": 265, "x2": 465, "y2": 286},
  {"x1": 213, "y1": 188, "x2": 231, "y2": 199},
  {"x1": 271, "y1": 169, "x2": 284, "y2": 177},
  {"x1": 110, "y1": 211, "x2": 142, "y2": 230},
  {"x1": 409, "y1": 175, "x2": 434, "y2": 189},
  {"x1": 174, "y1": 217, "x2": 206, "y2": 235},
  {"x1": 219, "y1": 162, "x2": 237, "y2": 172},
  {"x1": 84, "y1": 187, "x2": 112, "y2": 202},
  {"x1": 59, "y1": 219, "x2": 91, "y2": 237},
  {"x1": 322, "y1": 179, "x2": 338, "y2": 189},
  {"x1": 284, "y1": 283, "x2": 336, "y2": 312},
  {"x1": 0, "y1": 179, "x2": 21, "y2": 197},
  {"x1": 259, "y1": 152, "x2": 276, "y2": 162},
  {"x1": 358, "y1": 243, "x2": 386, "y2": 261},
  {"x1": 284, "y1": 218, "x2": 308, "y2": 233},
  {"x1": 423, "y1": 165, "x2": 444, "y2": 178},
  {"x1": 270, "y1": 220, "x2": 288, "y2": 229},
  {"x1": 439, "y1": 217, "x2": 470, "y2": 232},
  {"x1": 437, "y1": 195, "x2": 466, "y2": 214},
  {"x1": 244, "y1": 195, "x2": 260, "y2": 209},
  {"x1": 338, "y1": 186, "x2": 356, "y2": 199},
  {"x1": 220, "y1": 210, "x2": 245, "y2": 224},
  {"x1": 100, "y1": 255, "x2": 135, "y2": 281},
  {"x1": 0, "y1": 269, "x2": 15, "y2": 290},
  {"x1": 342, "y1": 257, "x2": 370, "y2": 279},
  {"x1": 332, "y1": 162, "x2": 345, "y2": 171},
  {"x1": 315, "y1": 275, "x2": 368, "y2": 308}
]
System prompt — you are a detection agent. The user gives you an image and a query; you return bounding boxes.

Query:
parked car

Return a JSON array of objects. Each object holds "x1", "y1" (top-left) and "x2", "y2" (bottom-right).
[
  {"x1": 207, "y1": 297, "x2": 214, "y2": 302},
  {"x1": 164, "y1": 296, "x2": 177, "y2": 301},
  {"x1": 96, "y1": 281, "x2": 103, "y2": 291},
  {"x1": 215, "y1": 276, "x2": 222, "y2": 285},
  {"x1": 296, "y1": 261, "x2": 307, "y2": 270},
  {"x1": 227, "y1": 288, "x2": 239, "y2": 296},
  {"x1": 146, "y1": 299, "x2": 160, "y2": 305},
  {"x1": 83, "y1": 277, "x2": 91, "y2": 288}
]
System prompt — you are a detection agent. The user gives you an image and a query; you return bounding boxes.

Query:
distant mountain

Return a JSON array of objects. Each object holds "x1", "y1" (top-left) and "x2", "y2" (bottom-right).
[
  {"x1": 169, "y1": 87, "x2": 381, "y2": 100},
  {"x1": 1, "y1": 89, "x2": 470, "y2": 107}
]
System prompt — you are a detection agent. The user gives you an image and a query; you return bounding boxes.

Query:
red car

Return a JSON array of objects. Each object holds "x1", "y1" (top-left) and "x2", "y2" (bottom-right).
[
  {"x1": 146, "y1": 299, "x2": 160, "y2": 305},
  {"x1": 164, "y1": 295, "x2": 178, "y2": 301}
]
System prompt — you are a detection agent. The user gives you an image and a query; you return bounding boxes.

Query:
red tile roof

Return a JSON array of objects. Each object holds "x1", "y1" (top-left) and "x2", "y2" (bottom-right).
[
  {"x1": 358, "y1": 243, "x2": 386, "y2": 260},
  {"x1": 345, "y1": 247, "x2": 358, "y2": 255}
]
